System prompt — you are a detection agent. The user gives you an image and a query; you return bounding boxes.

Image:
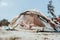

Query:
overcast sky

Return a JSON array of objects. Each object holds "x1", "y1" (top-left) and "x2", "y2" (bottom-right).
[{"x1": 0, "y1": 0, "x2": 60, "y2": 21}]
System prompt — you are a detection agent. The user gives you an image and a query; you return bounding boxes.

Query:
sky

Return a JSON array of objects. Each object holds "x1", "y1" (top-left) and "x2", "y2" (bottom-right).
[{"x1": 0, "y1": 0, "x2": 60, "y2": 21}]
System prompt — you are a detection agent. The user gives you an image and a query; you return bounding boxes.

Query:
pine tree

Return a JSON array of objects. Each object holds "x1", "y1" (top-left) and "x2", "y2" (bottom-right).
[
  {"x1": 58, "y1": 15, "x2": 60, "y2": 18},
  {"x1": 47, "y1": 0, "x2": 56, "y2": 18},
  {"x1": 0, "y1": 19, "x2": 10, "y2": 26}
]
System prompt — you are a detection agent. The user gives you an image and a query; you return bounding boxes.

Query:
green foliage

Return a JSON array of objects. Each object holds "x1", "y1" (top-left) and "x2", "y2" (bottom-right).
[
  {"x1": 47, "y1": 0, "x2": 56, "y2": 18},
  {"x1": 0, "y1": 19, "x2": 10, "y2": 26},
  {"x1": 58, "y1": 15, "x2": 60, "y2": 18}
]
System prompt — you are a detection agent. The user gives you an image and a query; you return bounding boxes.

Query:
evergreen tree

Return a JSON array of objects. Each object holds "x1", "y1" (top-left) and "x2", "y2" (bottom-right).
[
  {"x1": 47, "y1": 0, "x2": 56, "y2": 18},
  {"x1": 0, "y1": 19, "x2": 10, "y2": 26},
  {"x1": 58, "y1": 15, "x2": 60, "y2": 18}
]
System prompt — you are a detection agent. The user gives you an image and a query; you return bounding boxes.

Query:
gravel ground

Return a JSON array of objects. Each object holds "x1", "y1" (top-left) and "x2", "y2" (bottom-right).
[{"x1": 0, "y1": 29, "x2": 60, "y2": 40}]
